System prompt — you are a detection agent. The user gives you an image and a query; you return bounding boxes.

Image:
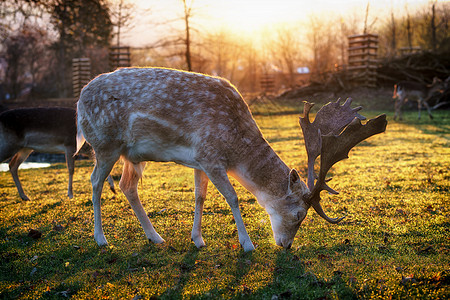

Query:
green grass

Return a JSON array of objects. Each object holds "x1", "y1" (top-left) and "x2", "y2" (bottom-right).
[{"x1": 0, "y1": 107, "x2": 449, "y2": 299}]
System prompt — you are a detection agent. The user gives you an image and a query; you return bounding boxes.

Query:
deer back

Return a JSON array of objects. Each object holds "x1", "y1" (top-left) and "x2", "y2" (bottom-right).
[
  {"x1": 77, "y1": 68, "x2": 267, "y2": 169},
  {"x1": 396, "y1": 81, "x2": 427, "y2": 97},
  {"x1": 397, "y1": 79, "x2": 443, "y2": 99},
  {"x1": 0, "y1": 108, "x2": 76, "y2": 152}
]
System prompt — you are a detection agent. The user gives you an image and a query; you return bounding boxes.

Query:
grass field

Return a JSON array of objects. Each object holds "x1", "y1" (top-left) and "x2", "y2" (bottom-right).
[{"x1": 0, "y1": 103, "x2": 449, "y2": 299}]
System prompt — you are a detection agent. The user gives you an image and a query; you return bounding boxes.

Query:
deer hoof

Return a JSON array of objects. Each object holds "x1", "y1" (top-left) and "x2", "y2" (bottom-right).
[
  {"x1": 149, "y1": 235, "x2": 165, "y2": 244},
  {"x1": 94, "y1": 232, "x2": 109, "y2": 246},
  {"x1": 192, "y1": 236, "x2": 206, "y2": 248},
  {"x1": 241, "y1": 240, "x2": 256, "y2": 252},
  {"x1": 96, "y1": 238, "x2": 109, "y2": 247}
]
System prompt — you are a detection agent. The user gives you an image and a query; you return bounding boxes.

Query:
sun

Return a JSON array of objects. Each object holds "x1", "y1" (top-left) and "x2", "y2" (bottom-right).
[{"x1": 206, "y1": 0, "x2": 305, "y2": 34}]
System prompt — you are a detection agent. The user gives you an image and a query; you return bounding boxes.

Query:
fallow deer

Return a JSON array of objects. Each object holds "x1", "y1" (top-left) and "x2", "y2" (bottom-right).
[
  {"x1": 0, "y1": 107, "x2": 115, "y2": 201},
  {"x1": 393, "y1": 77, "x2": 444, "y2": 120},
  {"x1": 76, "y1": 67, "x2": 387, "y2": 251}
]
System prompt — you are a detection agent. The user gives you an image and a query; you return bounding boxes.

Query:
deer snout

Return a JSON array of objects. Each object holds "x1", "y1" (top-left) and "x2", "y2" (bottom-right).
[
  {"x1": 284, "y1": 242, "x2": 292, "y2": 249},
  {"x1": 275, "y1": 237, "x2": 293, "y2": 249}
]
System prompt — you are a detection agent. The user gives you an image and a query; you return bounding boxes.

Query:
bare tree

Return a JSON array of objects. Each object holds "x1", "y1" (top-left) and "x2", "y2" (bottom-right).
[
  {"x1": 431, "y1": 2, "x2": 437, "y2": 52},
  {"x1": 108, "y1": 0, "x2": 136, "y2": 48},
  {"x1": 268, "y1": 24, "x2": 303, "y2": 88},
  {"x1": 182, "y1": 0, "x2": 193, "y2": 71},
  {"x1": 406, "y1": 10, "x2": 413, "y2": 50},
  {"x1": 201, "y1": 29, "x2": 242, "y2": 80},
  {"x1": 390, "y1": 11, "x2": 397, "y2": 57},
  {"x1": 306, "y1": 15, "x2": 337, "y2": 82},
  {"x1": 2, "y1": 23, "x2": 52, "y2": 99},
  {"x1": 377, "y1": 1, "x2": 449, "y2": 55}
]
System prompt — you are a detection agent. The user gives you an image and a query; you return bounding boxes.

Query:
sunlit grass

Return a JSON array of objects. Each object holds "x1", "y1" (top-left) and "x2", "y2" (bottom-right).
[{"x1": 0, "y1": 109, "x2": 449, "y2": 299}]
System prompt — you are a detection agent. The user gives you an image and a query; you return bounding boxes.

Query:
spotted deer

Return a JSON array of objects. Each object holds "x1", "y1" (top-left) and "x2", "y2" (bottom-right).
[
  {"x1": 393, "y1": 77, "x2": 444, "y2": 120},
  {"x1": 76, "y1": 67, "x2": 387, "y2": 251},
  {"x1": 0, "y1": 107, "x2": 115, "y2": 200}
]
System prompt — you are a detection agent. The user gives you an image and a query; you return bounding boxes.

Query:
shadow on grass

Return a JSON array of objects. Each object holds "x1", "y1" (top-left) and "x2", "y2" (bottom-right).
[
  {"x1": 160, "y1": 245, "x2": 201, "y2": 298},
  {"x1": 392, "y1": 110, "x2": 450, "y2": 135},
  {"x1": 239, "y1": 249, "x2": 358, "y2": 299}
]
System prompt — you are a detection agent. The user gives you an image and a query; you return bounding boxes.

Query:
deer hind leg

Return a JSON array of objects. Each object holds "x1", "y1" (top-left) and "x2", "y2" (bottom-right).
[
  {"x1": 64, "y1": 146, "x2": 76, "y2": 199},
  {"x1": 204, "y1": 167, "x2": 255, "y2": 252},
  {"x1": 106, "y1": 175, "x2": 116, "y2": 194},
  {"x1": 91, "y1": 154, "x2": 118, "y2": 246},
  {"x1": 422, "y1": 100, "x2": 434, "y2": 119},
  {"x1": 9, "y1": 149, "x2": 33, "y2": 201},
  {"x1": 119, "y1": 159, "x2": 165, "y2": 244},
  {"x1": 191, "y1": 169, "x2": 209, "y2": 248}
]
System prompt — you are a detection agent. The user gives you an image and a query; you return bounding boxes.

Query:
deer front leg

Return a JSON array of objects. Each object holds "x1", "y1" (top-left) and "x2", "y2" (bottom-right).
[
  {"x1": 64, "y1": 146, "x2": 76, "y2": 199},
  {"x1": 205, "y1": 167, "x2": 255, "y2": 252},
  {"x1": 417, "y1": 99, "x2": 423, "y2": 120},
  {"x1": 394, "y1": 98, "x2": 404, "y2": 121},
  {"x1": 91, "y1": 156, "x2": 117, "y2": 246},
  {"x1": 9, "y1": 149, "x2": 33, "y2": 201},
  {"x1": 191, "y1": 169, "x2": 209, "y2": 248},
  {"x1": 119, "y1": 160, "x2": 165, "y2": 244}
]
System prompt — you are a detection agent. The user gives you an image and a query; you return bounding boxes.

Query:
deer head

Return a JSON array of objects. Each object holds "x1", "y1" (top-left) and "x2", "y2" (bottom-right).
[{"x1": 268, "y1": 99, "x2": 386, "y2": 248}]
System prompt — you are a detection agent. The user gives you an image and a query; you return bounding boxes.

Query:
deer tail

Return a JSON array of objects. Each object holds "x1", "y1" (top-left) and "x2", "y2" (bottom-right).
[
  {"x1": 75, "y1": 115, "x2": 86, "y2": 156},
  {"x1": 393, "y1": 84, "x2": 398, "y2": 99}
]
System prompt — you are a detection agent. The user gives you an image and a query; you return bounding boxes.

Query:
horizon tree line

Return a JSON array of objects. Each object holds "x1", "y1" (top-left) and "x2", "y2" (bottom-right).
[{"x1": 0, "y1": 0, "x2": 448, "y2": 101}]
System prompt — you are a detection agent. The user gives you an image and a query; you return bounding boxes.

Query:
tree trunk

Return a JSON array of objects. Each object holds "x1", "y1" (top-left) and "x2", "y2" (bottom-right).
[{"x1": 183, "y1": 0, "x2": 192, "y2": 71}]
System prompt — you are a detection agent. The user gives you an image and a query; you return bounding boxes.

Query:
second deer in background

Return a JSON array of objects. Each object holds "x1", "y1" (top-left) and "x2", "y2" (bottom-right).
[
  {"x1": 393, "y1": 77, "x2": 444, "y2": 120},
  {"x1": 0, "y1": 107, "x2": 115, "y2": 200}
]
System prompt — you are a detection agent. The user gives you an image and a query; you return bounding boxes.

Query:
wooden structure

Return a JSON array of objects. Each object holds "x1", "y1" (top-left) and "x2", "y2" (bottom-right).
[
  {"x1": 348, "y1": 34, "x2": 378, "y2": 87},
  {"x1": 260, "y1": 74, "x2": 275, "y2": 94},
  {"x1": 72, "y1": 58, "x2": 91, "y2": 98},
  {"x1": 109, "y1": 46, "x2": 131, "y2": 71}
]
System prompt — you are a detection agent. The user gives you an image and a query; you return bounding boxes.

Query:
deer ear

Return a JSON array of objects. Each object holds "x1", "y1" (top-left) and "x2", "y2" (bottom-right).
[{"x1": 288, "y1": 169, "x2": 300, "y2": 192}]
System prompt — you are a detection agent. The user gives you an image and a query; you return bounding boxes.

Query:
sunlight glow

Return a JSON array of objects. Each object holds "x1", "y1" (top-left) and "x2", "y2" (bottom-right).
[
  {"x1": 209, "y1": 1, "x2": 303, "y2": 34},
  {"x1": 127, "y1": 0, "x2": 434, "y2": 46}
]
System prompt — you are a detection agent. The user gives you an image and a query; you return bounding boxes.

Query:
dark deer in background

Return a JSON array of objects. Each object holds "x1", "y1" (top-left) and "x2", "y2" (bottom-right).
[
  {"x1": 76, "y1": 67, "x2": 387, "y2": 251},
  {"x1": 0, "y1": 107, "x2": 115, "y2": 200},
  {"x1": 393, "y1": 77, "x2": 444, "y2": 120}
]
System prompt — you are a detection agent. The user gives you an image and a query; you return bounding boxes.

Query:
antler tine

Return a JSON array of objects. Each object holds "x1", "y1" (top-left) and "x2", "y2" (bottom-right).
[
  {"x1": 300, "y1": 101, "x2": 319, "y2": 190},
  {"x1": 300, "y1": 99, "x2": 387, "y2": 224}
]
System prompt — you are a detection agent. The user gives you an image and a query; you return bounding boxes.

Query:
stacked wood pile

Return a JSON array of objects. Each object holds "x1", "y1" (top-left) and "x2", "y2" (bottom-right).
[{"x1": 347, "y1": 34, "x2": 378, "y2": 88}]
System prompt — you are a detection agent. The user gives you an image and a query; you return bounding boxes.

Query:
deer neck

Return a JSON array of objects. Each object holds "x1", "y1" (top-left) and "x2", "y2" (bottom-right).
[{"x1": 229, "y1": 138, "x2": 290, "y2": 206}]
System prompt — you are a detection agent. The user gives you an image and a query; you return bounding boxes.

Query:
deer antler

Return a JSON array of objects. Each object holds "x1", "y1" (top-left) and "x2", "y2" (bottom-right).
[
  {"x1": 300, "y1": 98, "x2": 387, "y2": 224},
  {"x1": 300, "y1": 98, "x2": 366, "y2": 190}
]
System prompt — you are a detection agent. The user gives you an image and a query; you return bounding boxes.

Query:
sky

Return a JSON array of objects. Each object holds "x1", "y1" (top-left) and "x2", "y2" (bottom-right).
[{"x1": 121, "y1": 0, "x2": 441, "y2": 47}]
